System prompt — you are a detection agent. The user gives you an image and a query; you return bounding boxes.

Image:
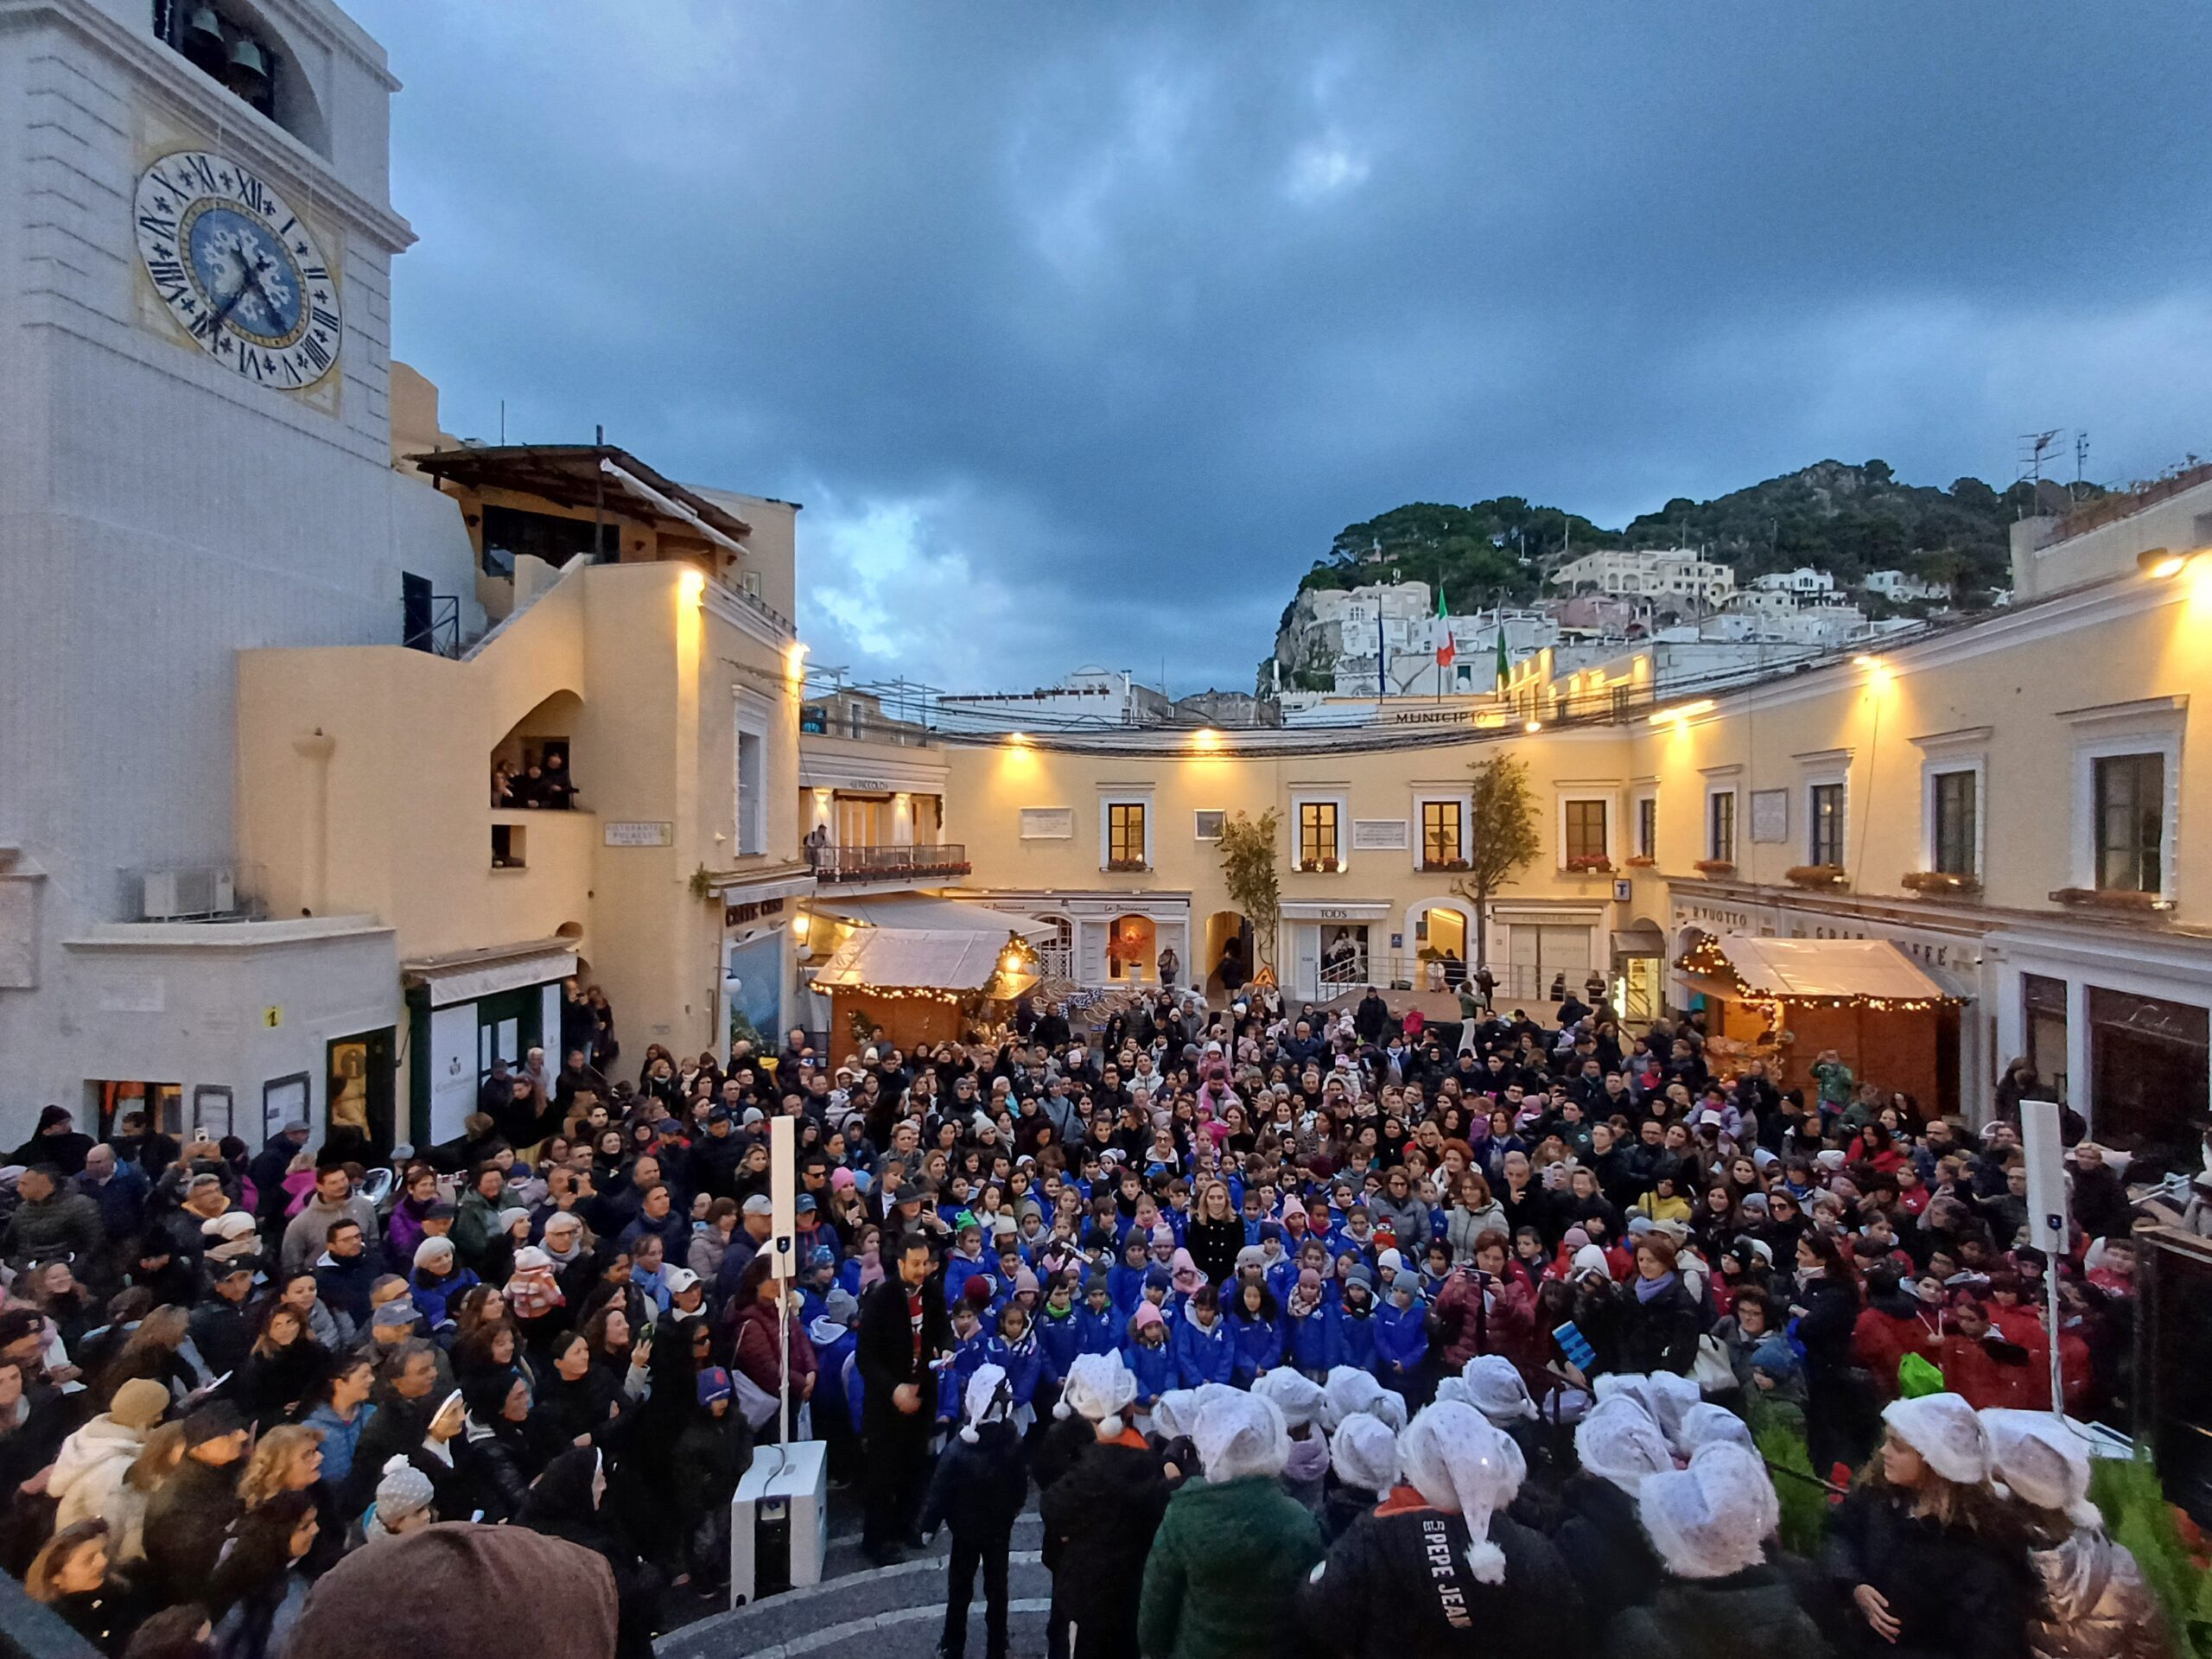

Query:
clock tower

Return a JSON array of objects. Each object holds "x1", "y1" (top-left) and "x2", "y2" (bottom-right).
[{"x1": 0, "y1": 0, "x2": 481, "y2": 1131}]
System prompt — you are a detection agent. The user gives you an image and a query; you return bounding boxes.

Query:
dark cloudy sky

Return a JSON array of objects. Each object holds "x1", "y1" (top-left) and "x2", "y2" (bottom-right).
[{"x1": 353, "y1": 2, "x2": 2212, "y2": 696}]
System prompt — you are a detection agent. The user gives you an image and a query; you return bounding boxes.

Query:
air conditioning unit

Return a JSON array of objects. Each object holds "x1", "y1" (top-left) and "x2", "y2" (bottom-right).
[{"x1": 143, "y1": 867, "x2": 235, "y2": 919}]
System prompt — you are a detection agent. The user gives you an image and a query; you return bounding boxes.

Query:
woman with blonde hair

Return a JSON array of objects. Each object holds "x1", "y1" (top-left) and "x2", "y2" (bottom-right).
[
  {"x1": 237, "y1": 1423, "x2": 323, "y2": 1512},
  {"x1": 1823, "y1": 1392, "x2": 2031, "y2": 1659},
  {"x1": 109, "y1": 1421, "x2": 186, "y2": 1569}
]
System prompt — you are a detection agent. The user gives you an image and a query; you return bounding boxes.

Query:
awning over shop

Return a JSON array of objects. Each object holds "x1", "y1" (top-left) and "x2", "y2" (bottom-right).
[
  {"x1": 705, "y1": 862, "x2": 817, "y2": 904},
  {"x1": 1611, "y1": 925, "x2": 1667, "y2": 957},
  {"x1": 404, "y1": 937, "x2": 576, "y2": 1008},
  {"x1": 811, "y1": 893, "x2": 1054, "y2": 939},
  {"x1": 811, "y1": 928, "x2": 1022, "y2": 993},
  {"x1": 1702, "y1": 933, "x2": 1955, "y2": 1005}
]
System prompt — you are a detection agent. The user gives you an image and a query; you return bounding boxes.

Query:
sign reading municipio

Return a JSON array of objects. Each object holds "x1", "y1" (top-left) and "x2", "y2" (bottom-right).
[{"x1": 603, "y1": 822, "x2": 674, "y2": 848}]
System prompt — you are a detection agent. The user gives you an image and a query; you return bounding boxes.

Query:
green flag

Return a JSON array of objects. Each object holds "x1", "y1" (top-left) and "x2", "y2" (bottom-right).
[{"x1": 1492, "y1": 623, "x2": 1511, "y2": 690}]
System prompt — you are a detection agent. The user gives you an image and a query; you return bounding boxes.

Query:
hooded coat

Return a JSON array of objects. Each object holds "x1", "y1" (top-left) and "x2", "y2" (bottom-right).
[
  {"x1": 1554, "y1": 1471, "x2": 1665, "y2": 1630},
  {"x1": 1605, "y1": 1565, "x2": 1830, "y2": 1659},
  {"x1": 2024, "y1": 1528, "x2": 2175, "y2": 1659},
  {"x1": 1037, "y1": 1433, "x2": 1170, "y2": 1646},
  {"x1": 48, "y1": 1414, "x2": 146, "y2": 1535},
  {"x1": 513, "y1": 1448, "x2": 663, "y2": 1659},
  {"x1": 1138, "y1": 1472, "x2": 1325, "y2": 1659},
  {"x1": 1300, "y1": 1494, "x2": 1585, "y2": 1659}
]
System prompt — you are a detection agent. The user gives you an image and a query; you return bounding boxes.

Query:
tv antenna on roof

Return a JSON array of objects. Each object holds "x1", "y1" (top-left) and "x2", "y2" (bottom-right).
[{"x1": 2018, "y1": 429, "x2": 2063, "y2": 487}]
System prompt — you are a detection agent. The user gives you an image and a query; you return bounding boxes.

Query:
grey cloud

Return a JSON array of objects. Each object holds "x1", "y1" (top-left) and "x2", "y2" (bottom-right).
[{"x1": 354, "y1": 0, "x2": 2212, "y2": 694}]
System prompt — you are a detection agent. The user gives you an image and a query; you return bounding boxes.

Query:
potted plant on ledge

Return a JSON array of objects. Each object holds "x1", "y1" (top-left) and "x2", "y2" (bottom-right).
[
  {"x1": 1901, "y1": 870, "x2": 1981, "y2": 897},
  {"x1": 1692, "y1": 859, "x2": 1736, "y2": 876},
  {"x1": 1784, "y1": 864, "x2": 1849, "y2": 889},
  {"x1": 1624, "y1": 854, "x2": 1656, "y2": 868},
  {"x1": 1564, "y1": 853, "x2": 1614, "y2": 875},
  {"x1": 1105, "y1": 857, "x2": 1149, "y2": 874}
]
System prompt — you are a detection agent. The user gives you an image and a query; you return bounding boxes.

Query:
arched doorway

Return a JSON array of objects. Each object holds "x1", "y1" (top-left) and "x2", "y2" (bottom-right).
[
  {"x1": 1407, "y1": 897, "x2": 1477, "y2": 991},
  {"x1": 1106, "y1": 914, "x2": 1156, "y2": 984},
  {"x1": 1202, "y1": 910, "x2": 1251, "y2": 1000}
]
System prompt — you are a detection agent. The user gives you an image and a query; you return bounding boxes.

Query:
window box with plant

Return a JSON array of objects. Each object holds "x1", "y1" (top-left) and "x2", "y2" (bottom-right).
[
  {"x1": 1421, "y1": 855, "x2": 1471, "y2": 873},
  {"x1": 1624, "y1": 854, "x2": 1656, "y2": 868},
  {"x1": 1692, "y1": 859, "x2": 1735, "y2": 876},
  {"x1": 1901, "y1": 869, "x2": 1980, "y2": 897},
  {"x1": 1563, "y1": 854, "x2": 1614, "y2": 874},
  {"x1": 2050, "y1": 887, "x2": 2169, "y2": 912},
  {"x1": 1105, "y1": 857, "x2": 1150, "y2": 874},
  {"x1": 1295, "y1": 856, "x2": 1343, "y2": 874},
  {"x1": 1784, "y1": 864, "x2": 1848, "y2": 889}
]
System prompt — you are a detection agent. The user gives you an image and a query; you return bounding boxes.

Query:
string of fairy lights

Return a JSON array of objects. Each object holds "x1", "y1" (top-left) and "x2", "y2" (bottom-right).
[{"x1": 1673, "y1": 932, "x2": 1957, "y2": 1015}]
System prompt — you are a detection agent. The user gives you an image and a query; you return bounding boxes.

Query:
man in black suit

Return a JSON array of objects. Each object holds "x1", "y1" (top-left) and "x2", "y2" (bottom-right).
[{"x1": 857, "y1": 1230, "x2": 951, "y2": 1563}]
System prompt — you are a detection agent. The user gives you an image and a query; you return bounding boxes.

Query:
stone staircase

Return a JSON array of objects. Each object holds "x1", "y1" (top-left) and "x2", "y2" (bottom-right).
[{"x1": 656, "y1": 1506, "x2": 1050, "y2": 1659}]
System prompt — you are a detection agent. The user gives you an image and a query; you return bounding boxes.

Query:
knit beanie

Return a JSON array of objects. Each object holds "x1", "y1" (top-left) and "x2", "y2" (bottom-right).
[
  {"x1": 960, "y1": 1363, "x2": 1011, "y2": 1445},
  {"x1": 1981, "y1": 1408, "x2": 2100, "y2": 1527},
  {"x1": 109, "y1": 1378, "x2": 169, "y2": 1432},
  {"x1": 1678, "y1": 1402, "x2": 1758, "y2": 1457},
  {"x1": 1572, "y1": 1243, "x2": 1611, "y2": 1280},
  {"x1": 1595, "y1": 1371, "x2": 1700, "y2": 1452},
  {"x1": 1131, "y1": 1301, "x2": 1166, "y2": 1334},
  {"x1": 1193, "y1": 1390, "x2": 1290, "y2": 1482},
  {"x1": 1637, "y1": 1443, "x2": 1777, "y2": 1580},
  {"x1": 1253, "y1": 1366, "x2": 1327, "y2": 1433},
  {"x1": 1330, "y1": 1412, "x2": 1399, "y2": 1494},
  {"x1": 375, "y1": 1454, "x2": 435, "y2": 1524},
  {"x1": 1575, "y1": 1395, "x2": 1675, "y2": 1496},
  {"x1": 1169, "y1": 1249, "x2": 1205, "y2": 1297},
  {"x1": 412, "y1": 1236, "x2": 455, "y2": 1271},
  {"x1": 696, "y1": 1368, "x2": 734, "y2": 1408},
  {"x1": 1057, "y1": 1352, "x2": 1138, "y2": 1438},
  {"x1": 1401, "y1": 1402, "x2": 1522, "y2": 1584},
  {"x1": 1882, "y1": 1392, "x2": 1989, "y2": 1486},
  {"x1": 1461, "y1": 1355, "x2": 1539, "y2": 1426}
]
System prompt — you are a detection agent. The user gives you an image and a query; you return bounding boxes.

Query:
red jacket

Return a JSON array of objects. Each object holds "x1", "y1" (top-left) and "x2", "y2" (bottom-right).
[
  {"x1": 730, "y1": 1299, "x2": 817, "y2": 1398},
  {"x1": 1853, "y1": 1305, "x2": 1929, "y2": 1397}
]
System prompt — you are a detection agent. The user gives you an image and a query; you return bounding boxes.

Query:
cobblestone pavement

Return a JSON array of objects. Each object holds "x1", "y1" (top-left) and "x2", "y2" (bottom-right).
[{"x1": 655, "y1": 1491, "x2": 1049, "y2": 1659}]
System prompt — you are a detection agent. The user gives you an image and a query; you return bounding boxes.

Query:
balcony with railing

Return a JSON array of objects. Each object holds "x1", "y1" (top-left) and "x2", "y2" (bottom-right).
[{"x1": 810, "y1": 843, "x2": 970, "y2": 885}]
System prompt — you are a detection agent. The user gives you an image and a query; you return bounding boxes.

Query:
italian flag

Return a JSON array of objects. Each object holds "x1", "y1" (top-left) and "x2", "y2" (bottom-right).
[{"x1": 1434, "y1": 585, "x2": 1455, "y2": 668}]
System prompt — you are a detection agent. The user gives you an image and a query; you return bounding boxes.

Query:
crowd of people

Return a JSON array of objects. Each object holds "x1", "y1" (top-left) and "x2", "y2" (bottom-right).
[{"x1": 0, "y1": 971, "x2": 2174, "y2": 1659}]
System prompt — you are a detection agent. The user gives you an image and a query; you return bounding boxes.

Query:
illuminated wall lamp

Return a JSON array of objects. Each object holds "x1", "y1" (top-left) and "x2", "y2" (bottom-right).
[{"x1": 2138, "y1": 547, "x2": 2193, "y2": 580}]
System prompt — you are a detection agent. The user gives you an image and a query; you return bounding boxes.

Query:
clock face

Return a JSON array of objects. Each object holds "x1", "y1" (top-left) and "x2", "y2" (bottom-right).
[{"x1": 133, "y1": 149, "x2": 342, "y2": 391}]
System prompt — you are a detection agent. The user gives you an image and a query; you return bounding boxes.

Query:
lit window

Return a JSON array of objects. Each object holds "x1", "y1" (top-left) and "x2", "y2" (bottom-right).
[
  {"x1": 1299, "y1": 803, "x2": 1340, "y2": 869},
  {"x1": 1108, "y1": 803, "x2": 1147, "y2": 869},
  {"x1": 1565, "y1": 800, "x2": 1607, "y2": 863},
  {"x1": 1421, "y1": 801, "x2": 1462, "y2": 868}
]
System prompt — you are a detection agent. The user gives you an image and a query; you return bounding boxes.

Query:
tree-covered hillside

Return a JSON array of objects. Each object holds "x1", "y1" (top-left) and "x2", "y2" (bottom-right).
[{"x1": 1289, "y1": 461, "x2": 2088, "y2": 628}]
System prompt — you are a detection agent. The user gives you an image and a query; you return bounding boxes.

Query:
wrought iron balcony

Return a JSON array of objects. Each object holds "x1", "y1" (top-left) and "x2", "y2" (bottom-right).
[{"x1": 810, "y1": 843, "x2": 970, "y2": 883}]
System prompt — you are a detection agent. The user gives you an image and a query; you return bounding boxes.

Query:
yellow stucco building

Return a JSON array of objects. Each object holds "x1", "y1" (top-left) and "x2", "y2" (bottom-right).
[{"x1": 922, "y1": 474, "x2": 2212, "y2": 1150}]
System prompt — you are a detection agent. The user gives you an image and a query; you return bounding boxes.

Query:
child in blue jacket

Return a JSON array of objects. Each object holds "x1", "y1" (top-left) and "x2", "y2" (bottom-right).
[
  {"x1": 1121, "y1": 1302, "x2": 1175, "y2": 1414},
  {"x1": 1074, "y1": 1274, "x2": 1122, "y2": 1356},
  {"x1": 1224, "y1": 1281, "x2": 1285, "y2": 1385},
  {"x1": 1282, "y1": 1270, "x2": 1338, "y2": 1376},
  {"x1": 1335, "y1": 1263, "x2": 1379, "y2": 1372},
  {"x1": 995, "y1": 1302, "x2": 1046, "y2": 1430},
  {"x1": 1034, "y1": 1274, "x2": 1085, "y2": 1383},
  {"x1": 1371, "y1": 1271, "x2": 1430, "y2": 1399},
  {"x1": 1106, "y1": 1235, "x2": 1149, "y2": 1318},
  {"x1": 1170, "y1": 1284, "x2": 1236, "y2": 1388},
  {"x1": 941, "y1": 1298, "x2": 995, "y2": 1426}
]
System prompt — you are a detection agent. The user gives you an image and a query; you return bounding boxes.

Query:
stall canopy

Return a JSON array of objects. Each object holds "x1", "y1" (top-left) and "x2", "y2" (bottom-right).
[
  {"x1": 810, "y1": 893, "x2": 1054, "y2": 940},
  {"x1": 812, "y1": 928, "x2": 1021, "y2": 993},
  {"x1": 1693, "y1": 933, "x2": 1955, "y2": 1007}
]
